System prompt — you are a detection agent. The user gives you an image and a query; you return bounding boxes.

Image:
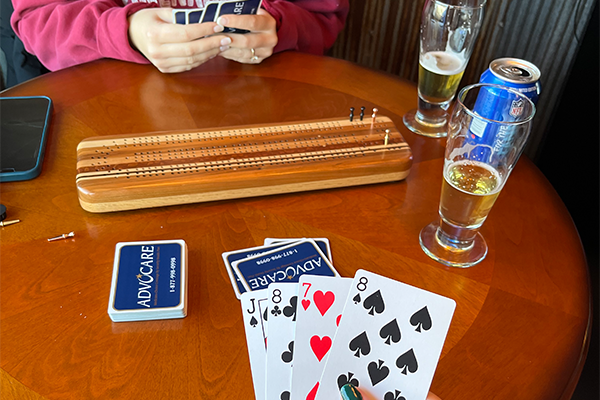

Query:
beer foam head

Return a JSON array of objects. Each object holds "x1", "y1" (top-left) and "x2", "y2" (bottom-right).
[{"x1": 421, "y1": 51, "x2": 465, "y2": 75}]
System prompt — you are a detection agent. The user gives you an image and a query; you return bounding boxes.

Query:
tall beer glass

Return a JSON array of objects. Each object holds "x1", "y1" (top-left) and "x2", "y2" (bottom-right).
[
  {"x1": 419, "y1": 83, "x2": 535, "y2": 267},
  {"x1": 404, "y1": 0, "x2": 486, "y2": 138}
]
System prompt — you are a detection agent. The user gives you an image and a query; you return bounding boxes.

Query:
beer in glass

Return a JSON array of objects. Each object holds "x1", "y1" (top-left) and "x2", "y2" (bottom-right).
[
  {"x1": 419, "y1": 83, "x2": 535, "y2": 267},
  {"x1": 404, "y1": 0, "x2": 486, "y2": 138}
]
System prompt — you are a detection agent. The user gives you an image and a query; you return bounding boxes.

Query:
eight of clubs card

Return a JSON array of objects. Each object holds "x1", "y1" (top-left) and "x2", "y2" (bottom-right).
[
  {"x1": 265, "y1": 283, "x2": 299, "y2": 400},
  {"x1": 241, "y1": 289, "x2": 270, "y2": 400},
  {"x1": 315, "y1": 270, "x2": 456, "y2": 400},
  {"x1": 290, "y1": 276, "x2": 352, "y2": 400}
]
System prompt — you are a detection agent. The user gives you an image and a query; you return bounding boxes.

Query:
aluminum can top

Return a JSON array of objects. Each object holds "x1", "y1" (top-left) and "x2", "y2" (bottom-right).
[{"x1": 489, "y1": 58, "x2": 541, "y2": 85}]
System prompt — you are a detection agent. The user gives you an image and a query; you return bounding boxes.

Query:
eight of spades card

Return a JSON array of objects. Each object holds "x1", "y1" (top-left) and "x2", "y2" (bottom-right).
[
  {"x1": 241, "y1": 289, "x2": 270, "y2": 400},
  {"x1": 265, "y1": 283, "x2": 300, "y2": 400},
  {"x1": 290, "y1": 276, "x2": 352, "y2": 400},
  {"x1": 315, "y1": 270, "x2": 456, "y2": 400}
]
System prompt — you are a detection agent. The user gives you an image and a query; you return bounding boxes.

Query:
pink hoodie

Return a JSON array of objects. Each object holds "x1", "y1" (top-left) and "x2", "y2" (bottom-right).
[{"x1": 10, "y1": 0, "x2": 348, "y2": 71}]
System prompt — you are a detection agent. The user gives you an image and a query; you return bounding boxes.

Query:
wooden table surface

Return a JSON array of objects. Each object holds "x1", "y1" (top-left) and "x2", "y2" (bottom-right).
[{"x1": 0, "y1": 52, "x2": 591, "y2": 400}]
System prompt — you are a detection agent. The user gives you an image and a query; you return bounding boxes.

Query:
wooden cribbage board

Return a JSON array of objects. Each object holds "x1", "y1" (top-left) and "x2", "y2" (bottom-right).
[{"x1": 76, "y1": 116, "x2": 412, "y2": 213}]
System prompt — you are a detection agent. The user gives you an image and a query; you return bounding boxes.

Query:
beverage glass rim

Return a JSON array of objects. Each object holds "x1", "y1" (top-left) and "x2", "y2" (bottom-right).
[
  {"x1": 456, "y1": 83, "x2": 536, "y2": 125},
  {"x1": 433, "y1": 0, "x2": 487, "y2": 10}
]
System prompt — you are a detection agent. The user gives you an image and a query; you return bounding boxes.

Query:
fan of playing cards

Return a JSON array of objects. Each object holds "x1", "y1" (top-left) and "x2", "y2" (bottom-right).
[
  {"x1": 222, "y1": 238, "x2": 456, "y2": 400},
  {"x1": 173, "y1": 0, "x2": 262, "y2": 33}
]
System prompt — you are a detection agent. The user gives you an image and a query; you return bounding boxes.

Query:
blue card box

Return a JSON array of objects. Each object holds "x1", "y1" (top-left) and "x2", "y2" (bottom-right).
[{"x1": 108, "y1": 240, "x2": 188, "y2": 322}]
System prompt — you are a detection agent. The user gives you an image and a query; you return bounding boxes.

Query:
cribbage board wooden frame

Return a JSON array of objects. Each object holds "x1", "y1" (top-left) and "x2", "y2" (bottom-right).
[{"x1": 76, "y1": 115, "x2": 412, "y2": 213}]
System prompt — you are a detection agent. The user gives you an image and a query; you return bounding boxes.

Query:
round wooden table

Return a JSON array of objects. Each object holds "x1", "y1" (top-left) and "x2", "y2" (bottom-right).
[{"x1": 0, "y1": 52, "x2": 591, "y2": 400}]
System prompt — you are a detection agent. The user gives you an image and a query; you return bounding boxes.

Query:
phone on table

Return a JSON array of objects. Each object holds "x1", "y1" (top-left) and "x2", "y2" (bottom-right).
[{"x1": 0, "y1": 96, "x2": 53, "y2": 182}]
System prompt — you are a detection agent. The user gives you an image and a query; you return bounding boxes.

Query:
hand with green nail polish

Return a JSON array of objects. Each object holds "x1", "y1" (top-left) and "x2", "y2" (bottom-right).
[
  {"x1": 340, "y1": 384, "x2": 441, "y2": 400},
  {"x1": 340, "y1": 383, "x2": 363, "y2": 400}
]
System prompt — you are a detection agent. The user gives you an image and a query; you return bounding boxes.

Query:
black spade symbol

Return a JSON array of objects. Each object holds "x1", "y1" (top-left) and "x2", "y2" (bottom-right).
[
  {"x1": 349, "y1": 331, "x2": 371, "y2": 358},
  {"x1": 379, "y1": 319, "x2": 401, "y2": 345},
  {"x1": 363, "y1": 290, "x2": 385, "y2": 316},
  {"x1": 396, "y1": 348, "x2": 418, "y2": 375},
  {"x1": 337, "y1": 372, "x2": 359, "y2": 389},
  {"x1": 384, "y1": 390, "x2": 406, "y2": 400},
  {"x1": 367, "y1": 359, "x2": 389, "y2": 386},
  {"x1": 250, "y1": 316, "x2": 258, "y2": 328},
  {"x1": 410, "y1": 306, "x2": 432, "y2": 333}
]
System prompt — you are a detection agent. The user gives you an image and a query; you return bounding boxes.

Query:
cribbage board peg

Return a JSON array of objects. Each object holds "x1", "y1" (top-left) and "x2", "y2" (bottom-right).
[
  {"x1": 0, "y1": 219, "x2": 20, "y2": 227},
  {"x1": 349, "y1": 107, "x2": 355, "y2": 122},
  {"x1": 360, "y1": 106, "x2": 365, "y2": 121},
  {"x1": 48, "y1": 231, "x2": 75, "y2": 242},
  {"x1": 0, "y1": 204, "x2": 20, "y2": 227},
  {"x1": 384, "y1": 129, "x2": 390, "y2": 146},
  {"x1": 371, "y1": 108, "x2": 378, "y2": 127}
]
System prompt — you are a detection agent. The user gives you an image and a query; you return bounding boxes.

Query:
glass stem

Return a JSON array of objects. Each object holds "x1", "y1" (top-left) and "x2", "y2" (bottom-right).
[
  {"x1": 415, "y1": 95, "x2": 452, "y2": 128},
  {"x1": 435, "y1": 218, "x2": 479, "y2": 252}
]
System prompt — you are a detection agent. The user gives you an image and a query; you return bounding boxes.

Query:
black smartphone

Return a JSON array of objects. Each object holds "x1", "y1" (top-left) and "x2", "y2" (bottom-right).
[{"x1": 0, "y1": 96, "x2": 53, "y2": 182}]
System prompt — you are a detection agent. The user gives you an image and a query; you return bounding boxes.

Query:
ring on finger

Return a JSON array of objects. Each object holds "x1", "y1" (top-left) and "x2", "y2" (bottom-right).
[{"x1": 250, "y1": 48, "x2": 259, "y2": 62}]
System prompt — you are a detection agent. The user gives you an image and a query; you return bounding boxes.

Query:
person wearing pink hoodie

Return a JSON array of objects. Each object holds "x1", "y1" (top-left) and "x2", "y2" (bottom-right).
[{"x1": 9, "y1": 0, "x2": 348, "y2": 73}]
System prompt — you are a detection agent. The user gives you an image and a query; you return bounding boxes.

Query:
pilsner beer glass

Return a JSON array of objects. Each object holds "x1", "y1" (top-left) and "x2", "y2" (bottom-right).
[
  {"x1": 404, "y1": 0, "x2": 486, "y2": 138},
  {"x1": 419, "y1": 83, "x2": 535, "y2": 267}
]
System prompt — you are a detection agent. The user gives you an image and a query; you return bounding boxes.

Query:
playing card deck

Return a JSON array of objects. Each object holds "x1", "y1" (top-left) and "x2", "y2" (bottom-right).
[
  {"x1": 223, "y1": 238, "x2": 336, "y2": 299},
  {"x1": 108, "y1": 240, "x2": 188, "y2": 322},
  {"x1": 172, "y1": 0, "x2": 262, "y2": 33},
  {"x1": 232, "y1": 239, "x2": 457, "y2": 400}
]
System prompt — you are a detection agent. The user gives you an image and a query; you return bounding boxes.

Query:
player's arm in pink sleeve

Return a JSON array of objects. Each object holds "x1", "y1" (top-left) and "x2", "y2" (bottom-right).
[
  {"x1": 261, "y1": 0, "x2": 349, "y2": 55},
  {"x1": 11, "y1": 0, "x2": 154, "y2": 71}
]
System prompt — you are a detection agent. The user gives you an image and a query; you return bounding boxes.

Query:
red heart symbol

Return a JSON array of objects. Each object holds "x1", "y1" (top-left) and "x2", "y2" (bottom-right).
[
  {"x1": 336, "y1": 314, "x2": 342, "y2": 326},
  {"x1": 306, "y1": 382, "x2": 319, "y2": 400},
  {"x1": 310, "y1": 335, "x2": 332, "y2": 362},
  {"x1": 313, "y1": 290, "x2": 335, "y2": 316},
  {"x1": 302, "y1": 299, "x2": 311, "y2": 311}
]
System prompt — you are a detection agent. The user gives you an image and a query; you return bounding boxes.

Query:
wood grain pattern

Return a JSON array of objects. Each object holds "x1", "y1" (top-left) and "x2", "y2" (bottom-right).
[
  {"x1": 0, "y1": 53, "x2": 591, "y2": 400},
  {"x1": 75, "y1": 116, "x2": 412, "y2": 212}
]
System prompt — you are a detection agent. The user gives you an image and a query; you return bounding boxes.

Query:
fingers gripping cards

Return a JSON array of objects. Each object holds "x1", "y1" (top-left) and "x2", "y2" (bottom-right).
[
  {"x1": 172, "y1": 0, "x2": 262, "y2": 33},
  {"x1": 108, "y1": 240, "x2": 188, "y2": 322},
  {"x1": 237, "y1": 257, "x2": 456, "y2": 400}
]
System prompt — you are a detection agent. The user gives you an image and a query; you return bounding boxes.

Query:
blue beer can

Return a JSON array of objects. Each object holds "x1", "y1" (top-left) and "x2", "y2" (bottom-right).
[
  {"x1": 480, "y1": 58, "x2": 541, "y2": 105},
  {"x1": 467, "y1": 58, "x2": 540, "y2": 160}
]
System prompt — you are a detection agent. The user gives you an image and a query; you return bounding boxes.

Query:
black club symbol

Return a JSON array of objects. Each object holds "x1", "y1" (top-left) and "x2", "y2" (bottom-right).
[{"x1": 271, "y1": 305, "x2": 282, "y2": 316}]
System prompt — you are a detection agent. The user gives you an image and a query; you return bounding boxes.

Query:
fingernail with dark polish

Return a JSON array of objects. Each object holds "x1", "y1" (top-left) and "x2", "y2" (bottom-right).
[{"x1": 340, "y1": 384, "x2": 363, "y2": 400}]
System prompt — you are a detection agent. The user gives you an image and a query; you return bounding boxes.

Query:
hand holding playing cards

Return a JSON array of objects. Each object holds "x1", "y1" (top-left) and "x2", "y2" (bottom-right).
[
  {"x1": 216, "y1": 9, "x2": 277, "y2": 64},
  {"x1": 234, "y1": 241, "x2": 454, "y2": 400},
  {"x1": 341, "y1": 383, "x2": 442, "y2": 400},
  {"x1": 128, "y1": 8, "x2": 224, "y2": 73}
]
